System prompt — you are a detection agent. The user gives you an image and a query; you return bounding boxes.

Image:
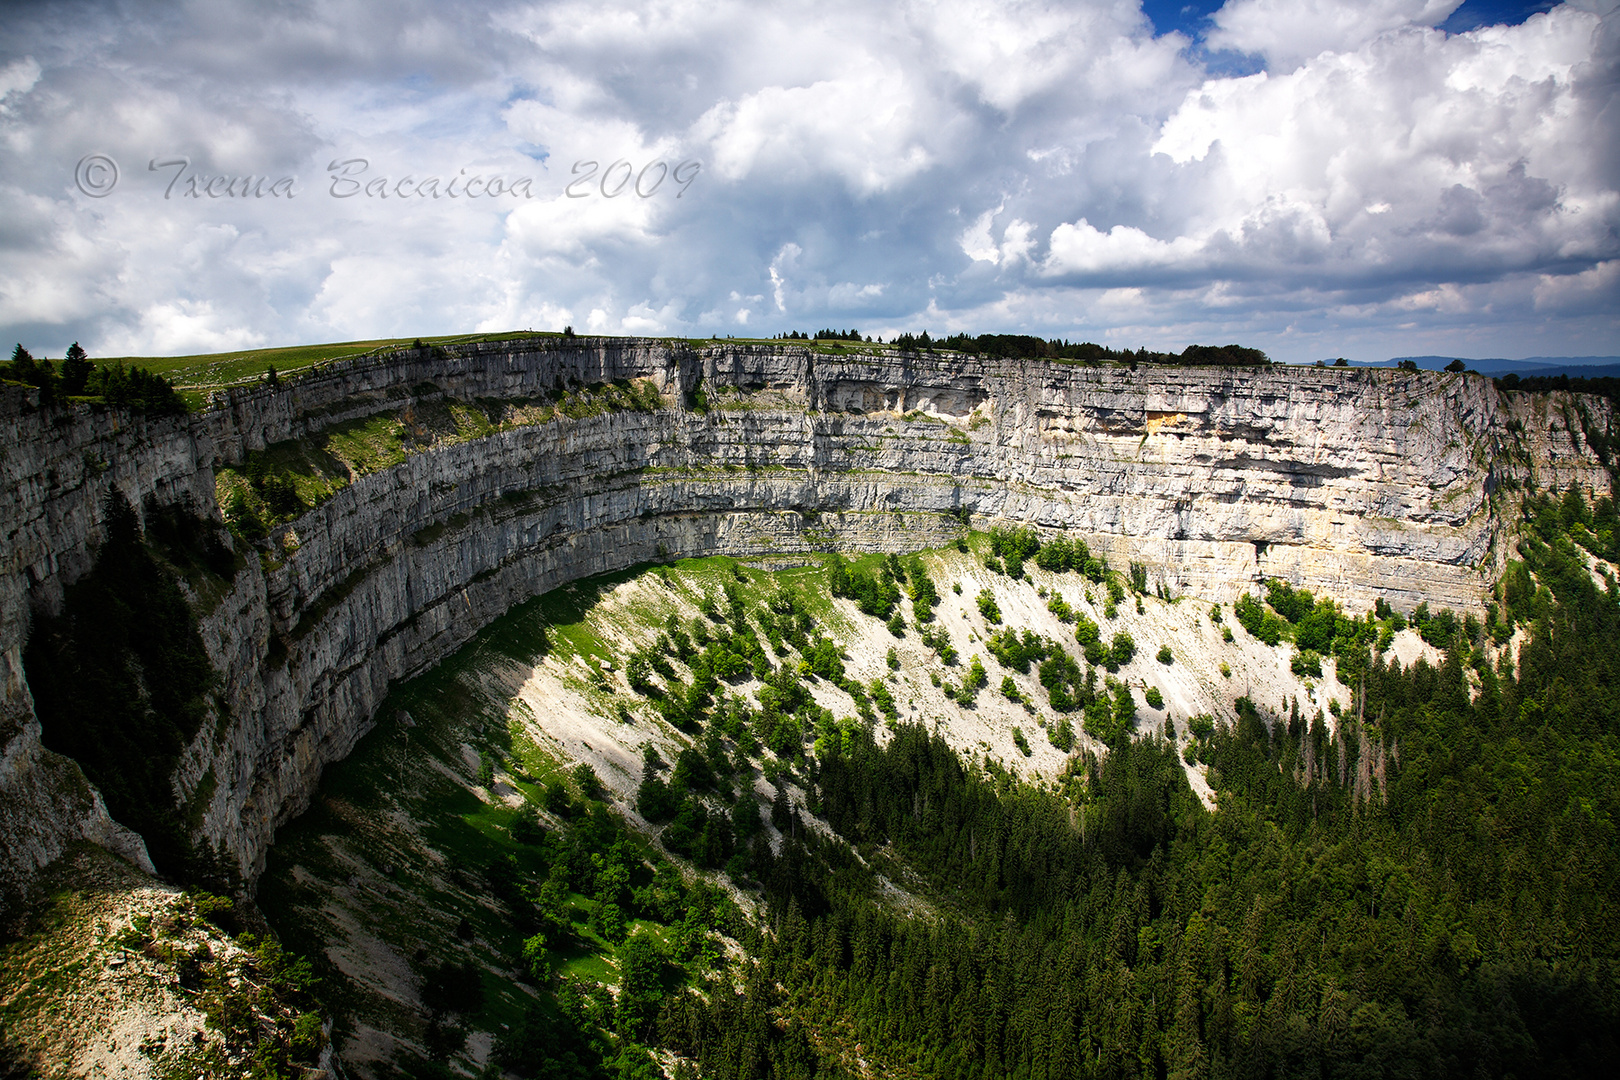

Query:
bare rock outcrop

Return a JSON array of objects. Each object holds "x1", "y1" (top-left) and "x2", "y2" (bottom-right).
[{"x1": 0, "y1": 339, "x2": 1611, "y2": 911}]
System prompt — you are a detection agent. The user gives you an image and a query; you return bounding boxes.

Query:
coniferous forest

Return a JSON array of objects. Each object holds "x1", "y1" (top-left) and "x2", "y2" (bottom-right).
[{"x1": 475, "y1": 494, "x2": 1620, "y2": 1080}]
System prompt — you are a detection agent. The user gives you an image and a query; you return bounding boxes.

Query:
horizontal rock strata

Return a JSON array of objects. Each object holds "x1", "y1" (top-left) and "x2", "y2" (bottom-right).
[{"x1": 0, "y1": 339, "x2": 1612, "y2": 905}]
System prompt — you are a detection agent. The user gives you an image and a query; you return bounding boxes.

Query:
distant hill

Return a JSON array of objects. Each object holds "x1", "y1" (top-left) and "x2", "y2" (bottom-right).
[
  {"x1": 1306, "y1": 355, "x2": 1620, "y2": 378},
  {"x1": 1393, "y1": 355, "x2": 1620, "y2": 377},
  {"x1": 1513, "y1": 362, "x2": 1620, "y2": 380}
]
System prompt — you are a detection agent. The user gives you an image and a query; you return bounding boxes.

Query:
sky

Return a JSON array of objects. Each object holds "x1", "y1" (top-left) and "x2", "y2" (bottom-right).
[{"x1": 0, "y1": 0, "x2": 1615, "y2": 364}]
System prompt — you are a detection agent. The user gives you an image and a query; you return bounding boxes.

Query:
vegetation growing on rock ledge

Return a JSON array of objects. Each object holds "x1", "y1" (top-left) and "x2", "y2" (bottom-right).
[{"x1": 215, "y1": 378, "x2": 664, "y2": 540}]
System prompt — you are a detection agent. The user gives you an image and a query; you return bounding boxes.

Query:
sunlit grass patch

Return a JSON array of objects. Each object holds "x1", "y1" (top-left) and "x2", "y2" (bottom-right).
[{"x1": 103, "y1": 330, "x2": 567, "y2": 396}]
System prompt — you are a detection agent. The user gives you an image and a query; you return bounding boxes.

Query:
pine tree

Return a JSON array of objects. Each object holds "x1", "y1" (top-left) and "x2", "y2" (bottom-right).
[
  {"x1": 60, "y1": 342, "x2": 92, "y2": 396},
  {"x1": 8, "y1": 343, "x2": 56, "y2": 403}
]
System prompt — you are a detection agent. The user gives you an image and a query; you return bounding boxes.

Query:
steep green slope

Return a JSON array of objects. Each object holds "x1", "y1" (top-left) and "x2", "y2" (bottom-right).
[{"x1": 258, "y1": 508, "x2": 1620, "y2": 1079}]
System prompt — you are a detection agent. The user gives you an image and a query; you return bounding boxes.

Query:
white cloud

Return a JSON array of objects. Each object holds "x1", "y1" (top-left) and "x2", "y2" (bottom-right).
[
  {"x1": 1390, "y1": 282, "x2": 1472, "y2": 313},
  {"x1": 1044, "y1": 219, "x2": 1205, "y2": 276},
  {"x1": 961, "y1": 207, "x2": 1039, "y2": 266},
  {"x1": 620, "y1": 300, "x2": 683, "y2": 334},
  {"x1": 692, "y1": 61, "x2": 934, "y2": 195},
  {"x1": 504, "y1": 190, "x2": 662, "y2": 259},
  {"x1": 0, "y1": 57, "x2": 42, "y2": 110},
  {"x1": 827, "y1": 281, "x2": 886, "y2": 305},
  {"x1": 1208, "y1": 0, "x2": 1464, "y2": 69},
  {"x1": 906, "y1": 0, "x2": 1172, "y2": 111},
  {"x1": 960, "y1": 205, "x2": 1003, "y2": 263},
  {"x1": 119, "y1": 300, "x2": 268, "y2": 357}
]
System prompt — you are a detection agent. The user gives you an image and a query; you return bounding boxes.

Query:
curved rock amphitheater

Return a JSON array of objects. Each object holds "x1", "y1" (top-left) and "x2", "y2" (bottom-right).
[{"x1": 1, "y1": 337, "x2": 1611, "y2": 910}]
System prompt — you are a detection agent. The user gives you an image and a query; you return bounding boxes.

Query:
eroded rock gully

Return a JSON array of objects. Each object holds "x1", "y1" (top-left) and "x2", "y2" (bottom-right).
[{"x1": 1, "y1": 338, "x2": 1611, "y2": 907}]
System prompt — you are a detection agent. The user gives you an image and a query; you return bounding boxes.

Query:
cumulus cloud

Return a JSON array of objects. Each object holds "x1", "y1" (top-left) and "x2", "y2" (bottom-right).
[
  {"x1": 693, "y1": 62, "x2": 934, "y2": 194},
  {"x1": 0, "y1": 0, "x2": 1612, "y2": 362},
  {"x1": 1044, "y1": 219, "x2": 1206, "y2": 277},
  {"x1": 908, "y1": 0, "x2": 1171, "y2": 111},
  {"x1": 1092, "y1": 6, "x2": 1617, "y2": 294},
  {"x1": 1207, "y1": 0, "x2": 1464, "y2": 69}
]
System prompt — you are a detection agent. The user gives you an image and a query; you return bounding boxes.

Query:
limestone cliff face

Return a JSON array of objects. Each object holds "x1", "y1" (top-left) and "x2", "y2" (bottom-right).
[
  {"x1": 0, "y1": 393, "x2": 211, "y2": 907},
  {"x1": 0, "y1": 339, "x2": 1612, "y2": 905}
]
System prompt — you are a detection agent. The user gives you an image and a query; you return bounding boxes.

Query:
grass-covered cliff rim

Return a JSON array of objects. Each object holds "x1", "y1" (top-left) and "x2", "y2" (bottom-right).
[
  {"x1": 12, "y1": 329, "x2": 1613, "y2": 426},
  {"x1": 10, "y1": 329, "x2": 1552, "y2": 415}
]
